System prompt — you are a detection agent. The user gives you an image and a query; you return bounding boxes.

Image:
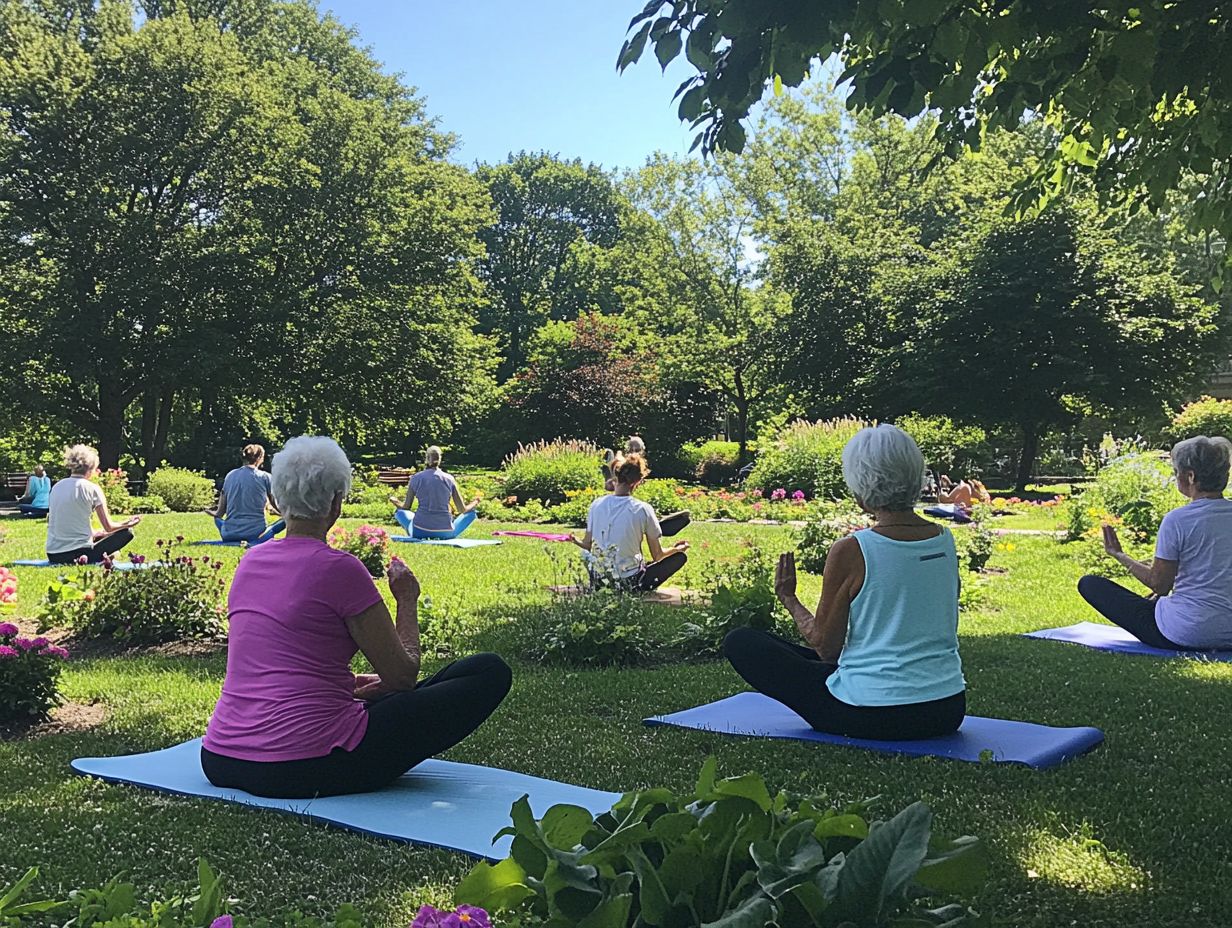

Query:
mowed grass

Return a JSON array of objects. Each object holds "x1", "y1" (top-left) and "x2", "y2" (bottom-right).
[{"x1": 3, "y1": 512, "x2": 1232, "y2": 926}]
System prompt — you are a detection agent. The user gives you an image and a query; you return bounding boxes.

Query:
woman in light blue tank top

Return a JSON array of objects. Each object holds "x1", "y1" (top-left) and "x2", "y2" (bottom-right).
[
  {"x1": 724, "y1": 425, "x2": 966, "y2": 740},
  {"x1": 18, "y1": 464, "x2": 52, "y2": 516}
]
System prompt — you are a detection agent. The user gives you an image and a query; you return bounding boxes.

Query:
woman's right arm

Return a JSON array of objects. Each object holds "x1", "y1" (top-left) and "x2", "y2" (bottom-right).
[
  {"x1": 93, "y1": 501, "x2": 138, "y2": 534},
  {"x1": 345, "y1": 560, "x2": 422, "y2": 694}
]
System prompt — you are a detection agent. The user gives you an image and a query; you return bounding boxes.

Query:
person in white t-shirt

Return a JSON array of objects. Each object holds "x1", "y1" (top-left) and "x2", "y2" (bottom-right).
[
  {"x1": 1079, "y1": 436, "x2": 1232, "y2": 650},
  {"x1": 572, "y1": 453, "x2": 688, "y2": 591},
  {"x1": 46, "y1": 444, "x2": 141, "y2": 564}
]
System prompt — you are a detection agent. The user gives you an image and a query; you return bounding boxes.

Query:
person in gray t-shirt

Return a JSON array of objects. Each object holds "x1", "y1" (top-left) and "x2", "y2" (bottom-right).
[
  {"x1": 205, "y1": 444, "x2": 284, "y2": 542},
  {"x1": 389, "y1": 446, "x2": 479, "y2": 538}
]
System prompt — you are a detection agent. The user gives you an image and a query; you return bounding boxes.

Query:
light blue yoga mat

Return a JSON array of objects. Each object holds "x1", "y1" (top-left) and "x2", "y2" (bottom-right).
[
  {"x1": 72, "y1": 739, "x2": 619, "y2": 859},
  {"x1": 1026, "y1": 621, "x2": 1232, "y2": 662},
  {"x1": 645, "y1": 693, "x2": 1103, "y2": 769},
  {"x1": 390, "y1": 537, "x2": 501, "y2": 548},
  {"x1": 10, "y1": 559, "x2": 155, "y2": 570}
]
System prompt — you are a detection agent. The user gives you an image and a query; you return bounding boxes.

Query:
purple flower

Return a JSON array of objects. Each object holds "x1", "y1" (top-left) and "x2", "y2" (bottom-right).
[
  {"x1": 210, "y1": 917, "x2": 233, "y2": 928},
  {"x1": 76, "y1": 555, "x2": 89, "y2": 565},
  {"x1": 410, "y1": 905, "x2": 491, "y2": 928},
  {"x1": 47, "y1": 646, "x2": 70, "y2": 660},
  {"x1": 13, "y1": 637, "x2": 34, "y2": 651},
  {"x1": 0, "y1": 622, "x2": 18, "y2": 637},
  {"x1": 0, "y1": 645, "x2": 17, "y2": 659},
  {"x1": 792, "y1": 490, "x2": 806, "y2": 501},
  {"x1": 30, "y1": 636, "x2": 49, "y2": 649}
]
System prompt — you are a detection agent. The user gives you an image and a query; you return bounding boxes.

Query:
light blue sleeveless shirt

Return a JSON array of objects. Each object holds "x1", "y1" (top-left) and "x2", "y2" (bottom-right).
[
  {"x1": 28, "y1": 474, "x2": 51, "y2": 508},
  {"x1": 827, "y1": 527, "x2": 965, "y2": 707}
]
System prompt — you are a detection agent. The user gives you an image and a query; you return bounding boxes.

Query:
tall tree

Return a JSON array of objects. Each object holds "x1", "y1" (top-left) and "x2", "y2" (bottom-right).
[
  {"x1": 474, "y1": 153, "x2": 625, "y2": 378},
  {"x1": 621, "y1": 1, "x2": 1232, "y2": 250}
]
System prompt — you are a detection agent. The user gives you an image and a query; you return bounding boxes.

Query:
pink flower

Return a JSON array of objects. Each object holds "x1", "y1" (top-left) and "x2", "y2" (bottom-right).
[
  {"x1": 210, "y1": 917, "x2": 234, "y2": 928},
  {"x1": 47, "y1": 646, "x2": 70, "y2": 660},
  {"x1": 13, "y1": 637, "x2": 34, "y2": 651},
  {"x1": 0, "y1": 645, "x2": 17, "y2": 659},
  {"x1": 76, "y1": 555, "x2": 89, "y2": 565},
  {"x1": 771, "y1": 488, "x2": 787, "y2": 501},
  {"x1": 750, "y1": 488, "x2": 763, "y2": 498},
  {"x1": 791, "y1": 490, "x2": 806, "y2": 501},
  {"x1": 0, "y1": 622, "x2": 18, "y2": 637},
  {"x1": 30, "y1": 637, "x2": 48, "y2": 649}
]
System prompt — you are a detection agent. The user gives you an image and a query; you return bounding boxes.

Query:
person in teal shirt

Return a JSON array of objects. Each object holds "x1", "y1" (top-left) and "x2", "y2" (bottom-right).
[
  {"x1": 724, "y1": 424, "x2": 966, "y2": 740},
  {"x1": 17, "y1": 464, "x2": 51, "y2": 517}
]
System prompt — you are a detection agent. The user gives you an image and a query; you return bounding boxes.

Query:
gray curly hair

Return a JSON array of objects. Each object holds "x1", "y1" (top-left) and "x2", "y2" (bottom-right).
[
  {"x1": 841, "y1": 425, "x2": 925, "y2": 511},
  {"x1": 1171, "y1": 435, "x2": 1232, "y2": 493}
]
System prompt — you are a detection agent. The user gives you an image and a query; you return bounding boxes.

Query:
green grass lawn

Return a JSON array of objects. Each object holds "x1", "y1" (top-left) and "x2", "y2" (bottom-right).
[{"x1": 3, "y1": 512, "x2": 1232, "y2": 926}]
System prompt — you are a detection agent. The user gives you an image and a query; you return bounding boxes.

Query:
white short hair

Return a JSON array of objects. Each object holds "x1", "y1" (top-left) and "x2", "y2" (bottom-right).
[
  {"x1": 63, "y1": 444, "x2": 99, "y2": 474},
  {"x1": 270, "y1": 436, "x2": 352, "y2": 520},
  {"x1": 842, "y1": 425, "x2": 925, "y2": 510},
  {"x1": 1171, "y1": 435, "x2": 1232, "y2": 492},
  {"x1": 625, "y1": 436, "x2": 646, "y2": 454},
  {"x1": 425, "y1": 445, "x2": 443, "y2": 466}
]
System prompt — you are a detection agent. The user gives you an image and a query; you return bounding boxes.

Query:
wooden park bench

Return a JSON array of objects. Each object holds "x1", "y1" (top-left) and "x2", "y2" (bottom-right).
[{"x1": 376, "y1": 466, "x2": 414, "y2": 486}]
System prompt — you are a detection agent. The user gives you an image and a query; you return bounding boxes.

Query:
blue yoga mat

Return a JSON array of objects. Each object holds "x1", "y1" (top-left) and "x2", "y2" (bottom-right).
[
  {"x1": 645, "y1": 693, "x2": 1103, "y2": 769},
  {"x1": 72, "y1": 739, "x2": 619, "y2": 859},
  {"x1": 10, "y1": 559, "x2": 155, "y2": 570},
  {"x1": 390, "y1": 537, "x2": 501, "y2": 548},
  {"x1": 1026, "y1": 621, "x2": 1232, "y2": 662}
]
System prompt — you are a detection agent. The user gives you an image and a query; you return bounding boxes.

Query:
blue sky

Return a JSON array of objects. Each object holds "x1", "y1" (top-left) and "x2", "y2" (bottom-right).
[{"x1": 321, "y1": 0, "x2": 703, "y2": 170}]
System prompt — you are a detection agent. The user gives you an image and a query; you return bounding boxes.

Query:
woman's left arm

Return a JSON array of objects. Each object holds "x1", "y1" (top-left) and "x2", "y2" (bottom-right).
[{"x1": 775, "y1": 543, "x2": 860, "y2": 661}]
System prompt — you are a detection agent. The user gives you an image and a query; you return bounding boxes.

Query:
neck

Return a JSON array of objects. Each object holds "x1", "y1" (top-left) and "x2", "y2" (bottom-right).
[
  {"x1": 1192, "y1": 491, "x2": 1224, "y2": 501},
  {"x1": 873, "y1": 508, "x2": 922, "y2": 524},
  {"x1": 285, "y1": 517, "x2": 331, "y2": 541},
  {"x1": 614, "y1": 484, "x2": 634, "y2": 496}
]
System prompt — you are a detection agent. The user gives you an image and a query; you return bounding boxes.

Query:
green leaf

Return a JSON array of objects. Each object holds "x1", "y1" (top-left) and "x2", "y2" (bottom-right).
[
  {"x1": 542, "y1": 804, "x2": 595, "y2": 850},
  {"x1": 701, "y1": 893, "x2": 776, "y2": 928},
  {"x1": 914, "y1": 836, "x2": 988, "y2": 895},
  {"x1": 191, "y1": 858, "x2": 223, "y2": 926},
  {"x1": 814, "y1": 814, "x2": 870, "y2": 840},
  {"x1": 650, "y1": 811, "x2": 698, "y2": 843},
  {"x1": 576, "y1": 892, "x2": 634, "y2": 928},
  {"x1": 617, "y1": 21, "x2": 653, "y2": 71},
  {"x1": 0, "y1": 867, "x2": 39, "y2": 913},
  {"x1": 831, "y1": 802, "x2": 934, "y2": 919},
  {"x1": 454, "y1": 857, "x2": 534, "y2": 912},
  {"x1": 695, "y1": 755, "x2": 718, "y2": 796},
  {"x1": 654, "y1": 29, "x2": 683, "y2": 70},
  {"x1": 711, "y1": 772, "x2": 773, "y2": 811}
]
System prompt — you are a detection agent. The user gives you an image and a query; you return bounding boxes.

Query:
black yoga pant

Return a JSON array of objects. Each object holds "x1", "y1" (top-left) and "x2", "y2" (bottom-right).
[
  {"x1": 659, "y1": 511, "x2": 690, "y2": 538},
  {"x1": 723, "y1": 627, "x2": 965, "y2": 740},
  {"x1": 636, "y1": 550, "x2": 686, "y2": 591},
  {"x1": 201, "y1": 653, "x2": 512, "y2": 799},
  {"x1": 1077, "y1": 574, "x2": 1189, "y2": 650},
  {"x1": 47, "y1": 529, "x2": 134, "y2": 564}
]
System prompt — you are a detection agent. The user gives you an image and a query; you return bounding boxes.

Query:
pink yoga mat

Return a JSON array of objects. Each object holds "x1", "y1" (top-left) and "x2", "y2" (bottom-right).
[{"x1": 492, "y1": 530, "x2": 574, "y2": 542}]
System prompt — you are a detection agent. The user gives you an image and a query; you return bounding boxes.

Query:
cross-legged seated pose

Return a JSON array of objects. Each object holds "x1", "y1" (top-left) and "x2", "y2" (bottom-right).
[
  {"x1": 17, "y1": 464, "x2": 51, "y2": 517},
  {"x1": 1078, "y1": 436, "x2": 1232, "y2": 651},
  {"x1": 572, "y1": 453, "x2": 689, "y2": 592},
  {"x1": 600, "y1": 437, "x2": 690, "y2": 537},
  {"x1": 202, "y1": 436, "x2": 511, "y2": 799},
  {"x1": 203, "y1": 444, "x2": 284, "y2": 543},
  {"x1": 46, "y1": 445, "x2": 141, "y2": 564},
  {"x1": 388, "y1": 446, "x2": 478, "y2": 539},
  {"x1": 724, "y1": 424, "x2": 966, "y2": 741}
]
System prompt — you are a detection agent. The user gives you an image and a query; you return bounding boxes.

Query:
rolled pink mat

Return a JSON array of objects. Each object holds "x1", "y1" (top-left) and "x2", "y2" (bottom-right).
[{"x1": 492, "y1": 530, "x2": 574, "y2": 542}]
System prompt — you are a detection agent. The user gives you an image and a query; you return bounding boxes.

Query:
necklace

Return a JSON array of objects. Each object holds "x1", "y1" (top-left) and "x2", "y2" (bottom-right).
[{"x1": 875, "y1": 521, "x2": 928, "y2": 528}]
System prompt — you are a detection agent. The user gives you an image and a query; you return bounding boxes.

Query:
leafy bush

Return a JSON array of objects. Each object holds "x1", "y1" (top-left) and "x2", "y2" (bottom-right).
[
  {"x1": 680, "y1": 439, "x2": 742, "y2": 485},
  {"x1": 746, "y1": 417, "x2": 869, "y2": 500},
  {"x1": 341, "y1": 483, "x2": 393, "y2": 521},
  {"x1": 794, "y1": 502, "x2": 873, "y2": 574},
  {"x1": 147, "y1": 467, "x2": 217, "y2": 512},
  {"x1": 127, "y1": 494, "x2": 169, "y2": 514},
  {"x1": 679, "y1": 544, "x2": 782, "y2": 653},
  {"x1": 457, "y1": 756, "x2": 986, "y2": 928},
  {"x1": 896, "y1": 414, "x2": 989, "y2": 476},
  {"x1": 547, "y1": 487, "x2": 605, "y2": 527},
  {"x1": 523, "y1": 587, "x2": 656, "y2": 667},
  {"x1": 501, "y1": 439, "x2": 603, "y2": 505},
  {"x1": 634, "y1": 477, "x2": 688, "y2": 514},
  {"x1": 955, "y1": 522, "x2": 994, "y2": 573},
  {"x1": 93, "y1": 468, "x2": 132, "y2": 513},
  {"x1": 1086, "y1": 451, "x2": 1183, "y2": 541},
  {"x1": 328, "y1": 524, "x2": 391, "y2": 578},
  {"x1": 36, "y1": 542, "x2": 226, "y2": 644},
  {"x1": 0, "y1": 621, "x2": 69, "y2": 724},
  {"x1": 1168, "y1": 395, "x2": 1232, "y2": 442}
]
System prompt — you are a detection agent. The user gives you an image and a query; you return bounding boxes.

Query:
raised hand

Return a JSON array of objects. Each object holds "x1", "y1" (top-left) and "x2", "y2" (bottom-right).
[
  {"x1": 1101, "y1": 524, "x2": 1123, "y2": 556},
  {"x1": 387, "y1": 556, "x2": 420, "y2": 602},
  {"x1": 775, "y1": 552, "x2": 798, "y2": 603}
]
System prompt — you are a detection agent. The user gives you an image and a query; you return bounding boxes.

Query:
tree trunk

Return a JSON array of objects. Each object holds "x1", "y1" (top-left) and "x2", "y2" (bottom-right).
[
  {"x1": 732, "y1": 369, "x2": 750, "y2": 462},
  {"x1": 139, "y1": 388, "x2": 157, "y2": 478},
  {"x1": 1016, "y1": 421, "x2": 1039, "y2": 493},
  {"x1": 151, "y1": 385, "x2": 174, "y2": 471},
  {"x1": 97, "y1": 390, "x2": 128, "y2": 471}
]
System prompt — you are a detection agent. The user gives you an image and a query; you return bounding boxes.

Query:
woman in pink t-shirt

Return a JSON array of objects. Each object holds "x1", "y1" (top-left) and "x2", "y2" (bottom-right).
[{"x1": 201, "y1": 436, "x2": 511, "y2": 799}]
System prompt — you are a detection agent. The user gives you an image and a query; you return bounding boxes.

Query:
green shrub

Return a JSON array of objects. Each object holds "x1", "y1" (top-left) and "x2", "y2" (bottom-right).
[
  {"x1": 458, "y1": 757, "x2": 987, "y2": 928},
  {"x1": 794, "y1": 502, "x2": 872, "y2": 574},
  {"x1": 0, "y1": 621, "x2": 69, "y2": 725},
  {"x1": 524, "y1": 587, "x2": 656, "y2": 667},
  {"x1": 680, "y1": 439, "x2": 741, "y2": 485},
  {"x1": 341, "y1": 483, "x2": 392, "y2": 521},
  {"x1": 547, "y1": 487, "x2": 604, "y2": 527},
  {"x1": 1168, "y1": 395, "x2": 1232, "y2": 443},
  {"x1": 746, "y1": 417, "x2": 869, "y2": 500},
  {"x1": 955, "y1": 521, "x2": 995, "y2": 573},
  {"x1": 896, "y1": 414, "x2": 989, "y2": 475},
  {"x1": 678, "y1": 543, "x2": 782, "y2": 654},
  {"x1": 634, "y1": 477, "x2": 688, "y2": 514},
  {"x1": 36, "y1": 542, "x2": 226, "y2": 644},
  {"x1": 93, "y1": 468, "x2": 132, "y2": 513},
  {"x1": 1086, "y1": 451, "x2": 1183, "y2": 541},
  {"x1": 127, "y1": 494, "x2": 169, "y2": 514},
  {"x1": 501, "y1": 439, "x2": 602, "y2": 505},
  {"x1": 147, "y1": 467, "x2": 217, "y2": 512}
]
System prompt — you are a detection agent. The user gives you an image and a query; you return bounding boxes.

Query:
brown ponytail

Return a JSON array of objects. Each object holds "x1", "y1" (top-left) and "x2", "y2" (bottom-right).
[{"x1": 614, "y1": 453, "x2": 650, "y2": 486}]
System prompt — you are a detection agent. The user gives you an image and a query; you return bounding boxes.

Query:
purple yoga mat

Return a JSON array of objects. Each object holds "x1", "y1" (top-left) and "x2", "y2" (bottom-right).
[
  {"x1": 491, "y1": 530, "x2": 575, "y2": 542},
  {"x1": 1025, "y1": 622, "x2": 1232, "y2": 662}
]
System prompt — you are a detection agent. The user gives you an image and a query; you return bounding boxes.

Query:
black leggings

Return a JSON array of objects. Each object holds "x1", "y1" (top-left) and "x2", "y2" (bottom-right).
[
  {"x1": 635, "y1": 550, "x2": 686, "y2": 591},
  {"x1": 48, "y1": 529, "x2": 134, "y2": 564},
  {"x1": 659, "y1": 511, "x2": 690, "y2": 538},
  {"x1": 201, "y1": 653, "x2": 512, "y2": 798},
  {"x1": 723, "y1": 627, "x2": 966, "y2": 740},
  {"x1": 1077, "y1": 575, "x2": 1189, "y2": 650}
]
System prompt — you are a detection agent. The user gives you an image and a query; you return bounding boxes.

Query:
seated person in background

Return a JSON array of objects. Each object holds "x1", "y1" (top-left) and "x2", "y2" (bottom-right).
[
  {"x1": 202, "y1": 435, "x2": 511, "y2": 799},
  {"x1": 1078, "y1": 436, "x2": 1232, "y2": 650},
  {"x1": 17, "y1": 464, "x2": 51, "y2": 517},
  {"x1": 204, "y1": 444, "x2": 284, "y2": 543},
  {"x1": 724, "y1": 424, "x2": 966, "y2": 740},
  {"x1": 600, "y1": 436, "x2": 690, "y2": 537},
  {"x1": 388, "y1": 445, "x2": 479, "y2": 539},
  {"x1": 572, "y1": 453, "x2": 689, "y2": 591},
  {"x1": 46, "y1": 445, "x2": 141, "y2": 564}
]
